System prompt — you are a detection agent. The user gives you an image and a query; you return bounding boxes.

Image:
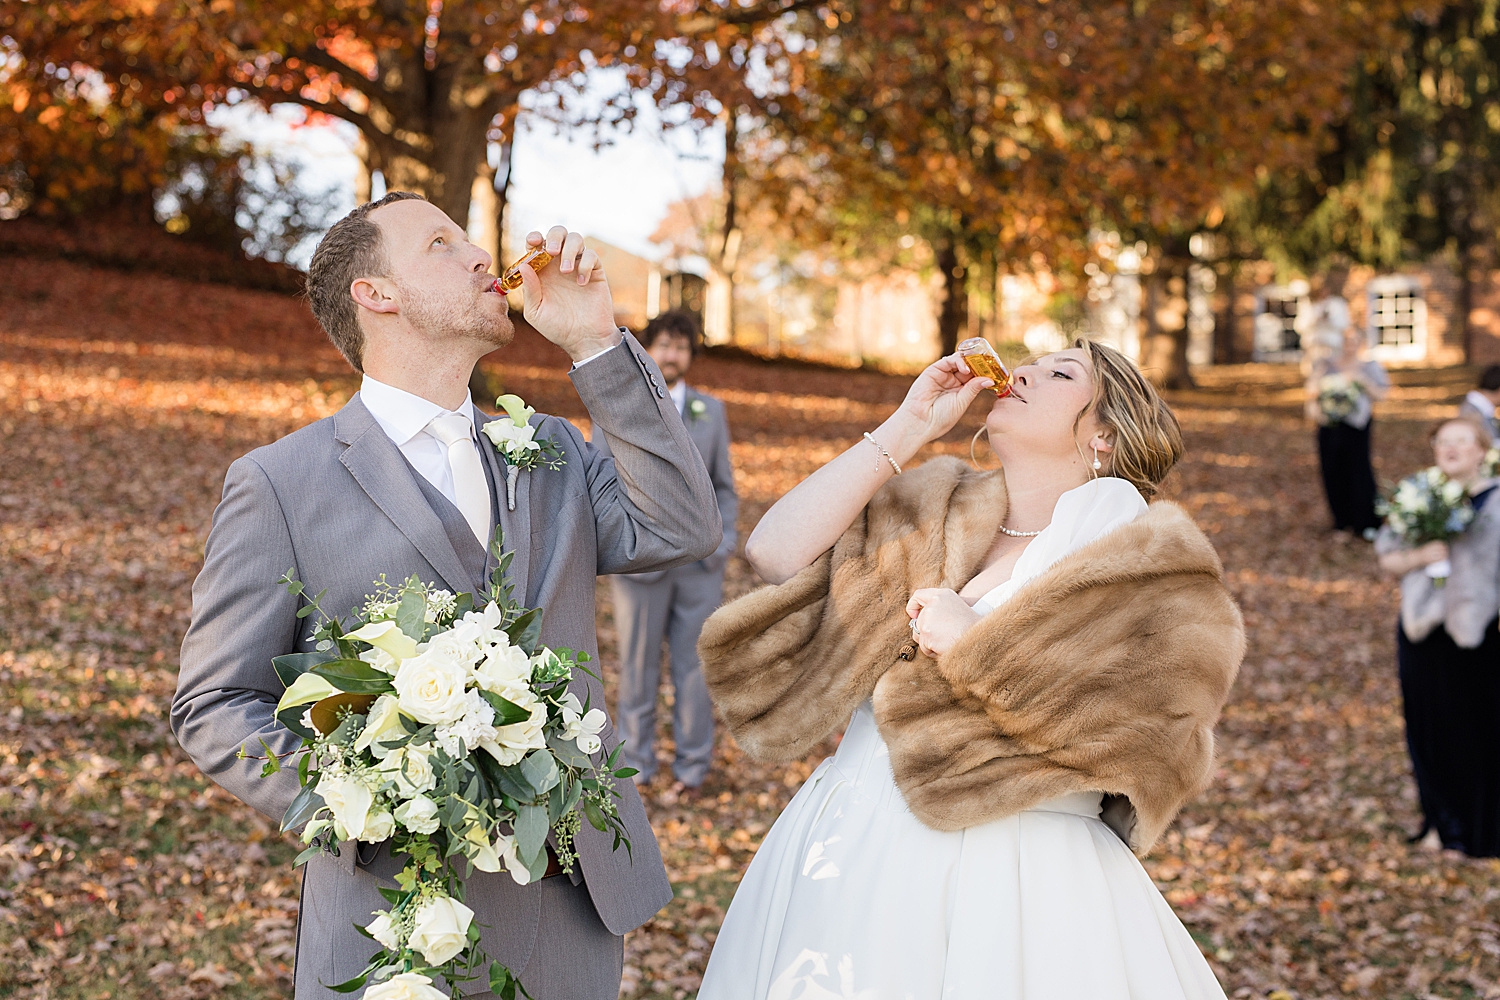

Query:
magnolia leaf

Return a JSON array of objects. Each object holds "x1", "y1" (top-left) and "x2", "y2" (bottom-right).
[
  {"x1": 309, "y1": 658, "x2": 396, "y2": 694},
  {"x1": 272, "y1": 650, "x2": 338, "y2": 688},
  {"x1": 505, "y1": 607, "x2": 543, "y2": 655},
  {"x1": 281, "y1": 780, "x2": 325, "y2": 833},
  {"x1": 308, "y1": 692, "x2": 377, "y2": 736}
]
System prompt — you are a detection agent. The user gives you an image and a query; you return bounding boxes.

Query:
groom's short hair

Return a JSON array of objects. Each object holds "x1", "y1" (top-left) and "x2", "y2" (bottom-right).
[{"x1": 306, "y1": 190, "x2": 426, "y2": 372}]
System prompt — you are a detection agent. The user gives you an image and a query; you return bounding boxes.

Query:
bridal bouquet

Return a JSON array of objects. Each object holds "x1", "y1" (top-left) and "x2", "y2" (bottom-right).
[
  {"x1": 1378, "y1": 467, "x2": 1476, "y2": 586},
  {"x1": 1316, "y1": 373, "x2": 1363, "y2": 422},
  {"x1": 246, "y1": 538, "x2": 635, "y2": 999}
]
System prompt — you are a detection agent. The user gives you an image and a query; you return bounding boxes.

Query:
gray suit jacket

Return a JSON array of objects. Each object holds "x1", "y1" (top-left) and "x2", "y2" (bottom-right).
[
  {"x1": 172, "y1": 334, "x2": 720, "y2": 992},
  {"x1": 593, "y1": 384, "x2": 737, "y2": 582}
]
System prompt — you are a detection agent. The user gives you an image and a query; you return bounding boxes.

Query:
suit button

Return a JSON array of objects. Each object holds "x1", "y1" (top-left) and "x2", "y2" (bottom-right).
[{"x1": 657, "y1": 387, "x2": 666, "y2": 398}]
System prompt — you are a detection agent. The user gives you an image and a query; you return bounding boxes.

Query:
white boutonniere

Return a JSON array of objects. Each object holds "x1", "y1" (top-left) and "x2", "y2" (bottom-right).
[
  {"x1": 480, "y1": 394, "x2": 565, "y2": 510},
  {"x1": 687, "y1": 398, "x2": 707, "y2": 423}
]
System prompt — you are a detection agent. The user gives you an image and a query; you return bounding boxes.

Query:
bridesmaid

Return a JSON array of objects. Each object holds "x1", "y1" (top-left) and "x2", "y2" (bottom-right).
[
  {"x1": 1301, "y1": 271, "x2": 1389, "y2": 537},
  {"x1": 1376, "y1": 417, "x2": 1500, "y2": 855}
]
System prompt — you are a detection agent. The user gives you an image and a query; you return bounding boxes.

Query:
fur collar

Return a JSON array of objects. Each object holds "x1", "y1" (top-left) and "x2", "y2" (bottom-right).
[{"x1": 700, "y1": 457, "x2": 1244, "y2": 854}]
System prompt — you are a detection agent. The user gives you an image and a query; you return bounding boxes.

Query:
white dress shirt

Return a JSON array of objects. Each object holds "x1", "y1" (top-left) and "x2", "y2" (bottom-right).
[
  {"x1": 359, "y1": 375, "x2": 480, "y2": 509},
  {"x1": 1466, "y1": 390, "x2": 1497, "y2": 419},
  {"x1": 669, "y1": 379, "x2": 687, "y2": 416}
]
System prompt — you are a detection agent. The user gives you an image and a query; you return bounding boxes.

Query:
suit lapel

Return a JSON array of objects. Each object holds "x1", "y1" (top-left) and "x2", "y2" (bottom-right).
[
  {"x1": 335, "y1": 395, "x2": 472, "y2": 595},
  {"x1": 474, "y1": 408, "x2": 531, "y2": 604}
]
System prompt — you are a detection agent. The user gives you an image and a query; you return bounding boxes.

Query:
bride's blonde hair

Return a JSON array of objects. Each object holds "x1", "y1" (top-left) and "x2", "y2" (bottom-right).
[{"x1": 1071, "y1": 338, "x2": 1182, "y2": 499}]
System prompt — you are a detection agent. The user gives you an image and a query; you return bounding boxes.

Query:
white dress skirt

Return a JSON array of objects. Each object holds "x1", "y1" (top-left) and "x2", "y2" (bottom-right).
[{"x1": 697, "y1": 479, "x2": 1228, "y2": 1000}]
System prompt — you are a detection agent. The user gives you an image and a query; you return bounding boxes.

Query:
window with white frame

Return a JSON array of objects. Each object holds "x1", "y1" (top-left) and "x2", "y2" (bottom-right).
[
  {"x1": 1366, "y1": 275, "x2": 1426, "y2": 361},
  {"x1": 1252, "y1": 281, "x2": 1310, "y2": 360}
]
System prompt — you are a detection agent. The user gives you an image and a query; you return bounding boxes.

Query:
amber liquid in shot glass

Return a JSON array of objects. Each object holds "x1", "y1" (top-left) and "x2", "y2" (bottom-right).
[
  {"x1": 495, "y1": 247, "x2": 555, "y2": 292},
  {"x1": 957, "y1": 337, "x2": 1013, "y2": 396}
]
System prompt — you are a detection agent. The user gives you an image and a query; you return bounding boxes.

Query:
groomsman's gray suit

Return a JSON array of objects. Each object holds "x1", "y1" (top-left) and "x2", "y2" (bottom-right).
[
  {"x1": 172, "y1": 334, "x2": 721, "y2": 1000},
  {"x1": 593, "y1": 385, "x2": 737, "y2": 786}
]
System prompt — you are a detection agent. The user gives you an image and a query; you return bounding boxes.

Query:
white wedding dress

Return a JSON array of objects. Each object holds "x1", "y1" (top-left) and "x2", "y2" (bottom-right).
[{"x1": 698, "y1": 478, "x2": 1228, "y2": 1000}]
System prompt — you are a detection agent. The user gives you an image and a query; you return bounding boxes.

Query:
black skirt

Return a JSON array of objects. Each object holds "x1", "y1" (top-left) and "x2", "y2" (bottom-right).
[
  {"x1": 1397, "y1": 617, "x2": 1500, "y2": 856},
  {"x1": 1317, "y1": 421, "x2": 1381, "y2": 532}
]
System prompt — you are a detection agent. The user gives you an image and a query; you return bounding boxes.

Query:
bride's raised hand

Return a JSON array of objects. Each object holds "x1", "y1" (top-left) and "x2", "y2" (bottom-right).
[{"x1": 895, "y1": 354, "x2": 995, "y2": 444}]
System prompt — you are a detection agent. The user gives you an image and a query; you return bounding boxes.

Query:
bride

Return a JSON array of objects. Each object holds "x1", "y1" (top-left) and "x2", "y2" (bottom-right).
[{"x1": 695, "y1": 341, "x2": 1243, "y2": 999}]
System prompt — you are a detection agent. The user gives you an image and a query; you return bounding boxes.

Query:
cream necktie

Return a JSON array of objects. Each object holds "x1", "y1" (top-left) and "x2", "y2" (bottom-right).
[{"x1": 426, "y1": 412, "x2": 492, "y2": 548}]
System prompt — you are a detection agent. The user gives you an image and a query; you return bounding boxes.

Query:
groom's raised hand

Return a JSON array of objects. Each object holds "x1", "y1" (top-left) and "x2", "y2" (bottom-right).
[{"x1": 518, "y1": 225, "x2": 622, "y2": 363}]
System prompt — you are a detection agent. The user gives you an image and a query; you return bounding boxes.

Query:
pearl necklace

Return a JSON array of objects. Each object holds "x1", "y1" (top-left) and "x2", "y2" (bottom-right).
[{"x1": 997, "y1": 524, "x2": 1045, "y2": 538}]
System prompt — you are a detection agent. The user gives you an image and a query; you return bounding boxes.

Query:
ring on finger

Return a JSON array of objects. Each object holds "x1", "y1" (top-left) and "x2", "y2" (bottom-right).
[{"x1": 909, "y1": 619, "x2": 921, "y2": 639}]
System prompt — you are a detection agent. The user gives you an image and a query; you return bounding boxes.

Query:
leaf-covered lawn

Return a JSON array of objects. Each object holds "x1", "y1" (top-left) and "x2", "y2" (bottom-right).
[{"x1": 2, "y1": 256, "x2": 1498, "y2": 1000}]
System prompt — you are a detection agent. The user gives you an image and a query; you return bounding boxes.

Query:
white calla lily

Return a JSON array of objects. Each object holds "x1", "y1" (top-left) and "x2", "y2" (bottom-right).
[
  {"x1": 276, "y1": 671, "x2": 340, "y2": 714},
  {"x1": 347, "y1": 620, "x2": 420, "y2": 661}
]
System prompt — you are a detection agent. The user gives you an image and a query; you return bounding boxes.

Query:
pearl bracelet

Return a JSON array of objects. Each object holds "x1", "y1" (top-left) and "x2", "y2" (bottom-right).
[{"x1": 862, "y1": 432, "x2": 903, "y2": 476}]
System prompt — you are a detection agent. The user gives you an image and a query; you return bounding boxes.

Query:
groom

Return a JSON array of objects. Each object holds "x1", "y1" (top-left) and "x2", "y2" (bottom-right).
[{"x1": 172, "y1": 191, "x2": 722, "y2": 999}]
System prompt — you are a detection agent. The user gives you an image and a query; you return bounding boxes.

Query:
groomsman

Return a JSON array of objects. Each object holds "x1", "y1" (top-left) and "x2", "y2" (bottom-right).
[{"x1": 592, "y1": 310, "x2": 738, "y2": 793}]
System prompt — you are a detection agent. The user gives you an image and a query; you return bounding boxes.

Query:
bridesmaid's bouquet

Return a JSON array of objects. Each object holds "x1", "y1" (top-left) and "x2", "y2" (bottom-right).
[
  {"x1": 1316, "y1": 373, "x2": 1363, "y2": 422},
  {"x1": 1378, "y1": 467, "x2": 1476, "y2": 586},
  {"x1": 243, "y1": 536, "x2": 635, "y2": 1000}
]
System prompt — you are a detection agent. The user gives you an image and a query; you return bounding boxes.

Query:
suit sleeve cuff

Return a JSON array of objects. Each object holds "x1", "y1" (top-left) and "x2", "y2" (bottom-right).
[{"x1": 570, "y1": 331, "x2": 626, "y2": 370}]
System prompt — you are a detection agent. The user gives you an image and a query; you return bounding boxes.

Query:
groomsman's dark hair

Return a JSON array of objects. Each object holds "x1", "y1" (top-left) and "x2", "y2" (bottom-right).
[
  {"x1": 1479, "y1": 364, "x2": 1500, "y2": 393},
  {"x1": 306, "y1": 190, "x2": 427, "y2": 372},
  {"x1": 642, "y1": 308, "x2": 703, "y2": 357}
]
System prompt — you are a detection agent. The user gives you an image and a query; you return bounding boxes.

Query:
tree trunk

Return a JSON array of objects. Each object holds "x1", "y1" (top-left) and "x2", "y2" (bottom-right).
[
  {"x1": 936, "y1": 235, "x2": 968, "y2": 357},
  {"x1": 1140, "y1": 257, "x2": 1195, "y2": 389}
]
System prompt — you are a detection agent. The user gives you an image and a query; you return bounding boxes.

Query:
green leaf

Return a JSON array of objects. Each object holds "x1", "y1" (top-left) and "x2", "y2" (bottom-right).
[
  {"x1": 376, "y1": 886, "x2": 406, "y2": 906},
  {"x1": 544, "y1": 731, "x2": 592, "y2": 769},
  {"x1": 310, "y1": 658, "x2": 397, "y2": 694},
  {"x1": 453, "y1": 592, "x2": 474, "y2": 620},
  {"x1": 325, "y1": 968, "x2": 374, "y2": 994},
  {"x1": 480, "y1": 689, "x2": 533, "y2": 727},
  {"x1": 276, "y1": 705, "x2": 318, "y2": 741},
  {"x1": 583, "y1": 798, "x2": 607, "y2": 832},
  {"x1": 519, "y1": 750, "x2": 559, "y2": 796},
  {"x1": 258, "y1": 738, "x2": 282, "y2": 776},
  {"x1": 395, "y1": 587, "x2": 427, "y2": 641},
  {"x1": 493, "y1": 765, "x2": 536, "y2": 802},
  {"x1": 614, "y1": 767, "x2": 639, "y2": 779},
  {"x1": 281, "y1": 778, "x2": 325, "y2": 833},
  {"x1": 298, "y1": 751, "x2": 312, "y2": 786},
  {"x1": 293, "y1": 843, "x2": 322, "y2": 867},
  {"x1": 272, "y1": 650, "x2": 338, "y2": 688},
  {"x1": 489, "y1": 962, "x2": 513, "y2": 996},
  {"x1": 504, "y1": 607, "x2": 543, "y2": 655},
  {"x1": 514, "y1": 804, "x2": 548, "y2": 867}
]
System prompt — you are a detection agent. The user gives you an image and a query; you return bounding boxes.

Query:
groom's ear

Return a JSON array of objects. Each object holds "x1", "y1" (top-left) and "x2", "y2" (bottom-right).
[{"x1": 350, "y1": 276, "x2": 400, "y2": 316}]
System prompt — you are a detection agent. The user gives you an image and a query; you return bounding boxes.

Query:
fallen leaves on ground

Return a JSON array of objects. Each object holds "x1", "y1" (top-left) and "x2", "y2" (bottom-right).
[{"x1": 1, "y1": 256, "x2": 1498, "y2": 1000}]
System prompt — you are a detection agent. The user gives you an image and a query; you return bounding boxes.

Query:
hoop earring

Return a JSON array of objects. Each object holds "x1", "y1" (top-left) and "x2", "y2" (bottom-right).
[{"x1": 970, "y1": 425, "x2": 999, "y2": 470}]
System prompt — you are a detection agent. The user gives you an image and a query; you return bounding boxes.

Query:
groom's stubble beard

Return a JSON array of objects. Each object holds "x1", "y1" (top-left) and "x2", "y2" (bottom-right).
[{"x1": 397, "y1": 277, "x2": 515, "y2": 353}]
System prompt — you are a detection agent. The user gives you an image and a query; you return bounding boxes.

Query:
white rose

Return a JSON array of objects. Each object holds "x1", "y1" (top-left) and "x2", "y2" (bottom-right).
[
  {"x1": 408, "y1": 895, "x2": 474, "y2": 966},
  {"x1": 366, "y1": 911, "x2": 402, "y2": 951},
  {"x1": 489, "y1": 700, "x2": 547, "y2": 754},
  {"x1": 319, "y1": 772, "x2": 374, "y2": 841},
  {"x1": 359, "y1": 646, "x2": 400, "y2": 675},
  {"x1": 379, "y1": 745, "x2": 437, "y2": 798},
  {"x1": 355, "y1": 694, "x2": 408, "y2": 759},
  {"x1": 363, "y1": 973, "x2": 448, "y2": 1000},
  {"x1": 361, "y1": 809, "x2": 395, "y2": 843},
  {"x1": 473, "y1": 640, "x2": 531, "y2": 694},
  {"x1": 426, "y1": 628, "x2": 484, "y2": 669},
  {"x1": 393, "y1": 647, "x2": 471, "y2": 725},
  {"x1": 394, "y1": 795, "x2": 441, "y2": 835}
]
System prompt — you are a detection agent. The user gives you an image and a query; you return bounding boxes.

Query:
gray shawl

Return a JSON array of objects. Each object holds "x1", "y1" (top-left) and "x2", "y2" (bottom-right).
[{"x1": 1376, "y1": 479, "x2": 1500, "y2": 647}]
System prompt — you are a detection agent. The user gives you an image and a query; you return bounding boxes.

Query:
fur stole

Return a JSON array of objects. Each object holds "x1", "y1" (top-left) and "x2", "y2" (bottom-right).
[{"x1": 699, "y1": 457, "x2": 1244, "y2": 855}]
